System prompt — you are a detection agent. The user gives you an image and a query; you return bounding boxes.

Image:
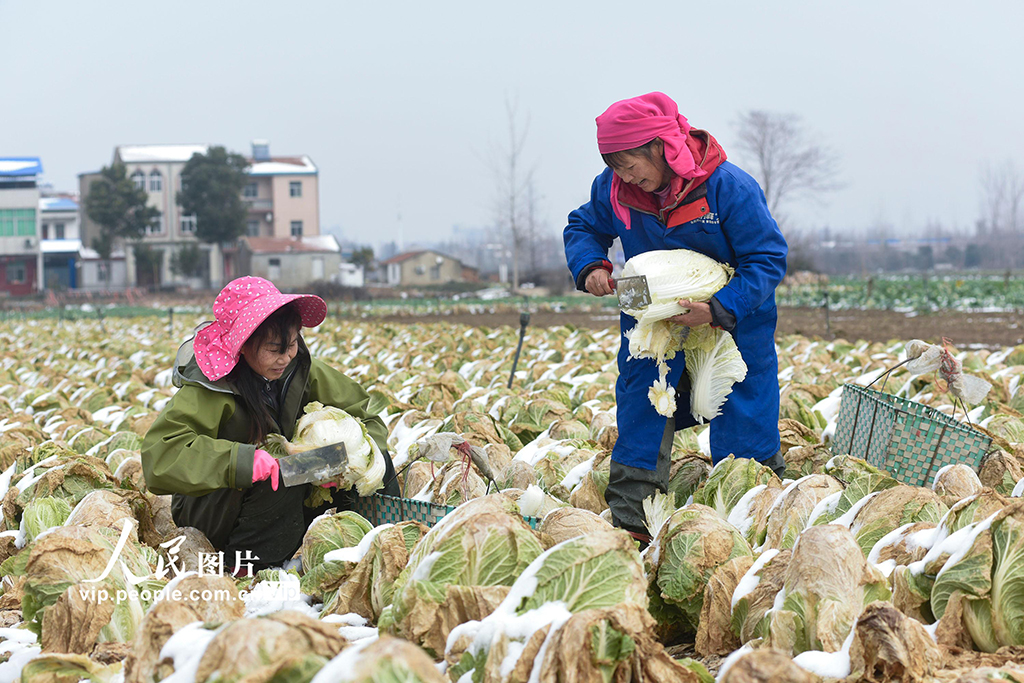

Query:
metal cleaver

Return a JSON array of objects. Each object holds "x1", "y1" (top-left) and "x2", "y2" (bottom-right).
[
  {"x1": 278, "y1": 442, "x2": 349, "y2": 487},
  {"x1": 612, "y1": 275, "x2": 652, "y2": 309}
]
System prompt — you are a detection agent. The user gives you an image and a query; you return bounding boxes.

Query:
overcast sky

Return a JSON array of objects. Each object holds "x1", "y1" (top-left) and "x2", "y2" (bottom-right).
[{"x1": 3, "y1": 0, "x2": 1023, "y2": 250}]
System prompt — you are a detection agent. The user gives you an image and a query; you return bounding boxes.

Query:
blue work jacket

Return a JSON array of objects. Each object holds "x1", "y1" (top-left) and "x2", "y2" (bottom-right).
[{"x1": 563, "y1": 161, "x2": 788, "y2": 470}]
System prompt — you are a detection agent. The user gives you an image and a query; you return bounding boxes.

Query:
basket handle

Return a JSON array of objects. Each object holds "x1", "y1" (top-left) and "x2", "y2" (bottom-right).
[{"x1": 865, "y1": 358, "x2": 912, "y2": 393}]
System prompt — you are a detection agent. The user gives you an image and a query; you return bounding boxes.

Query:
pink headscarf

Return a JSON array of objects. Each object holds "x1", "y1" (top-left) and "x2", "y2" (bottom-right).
[{"x1": 596, "y1": 92, "x2": 709, "y2": 230}]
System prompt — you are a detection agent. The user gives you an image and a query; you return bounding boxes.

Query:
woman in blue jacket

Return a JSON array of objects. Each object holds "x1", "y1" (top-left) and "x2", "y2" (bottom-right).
[{"x1": 563, "y1": 92, "x2": 788, "y2": 542}]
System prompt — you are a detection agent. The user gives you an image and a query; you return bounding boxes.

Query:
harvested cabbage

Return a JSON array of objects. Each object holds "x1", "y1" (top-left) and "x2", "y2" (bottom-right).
[
  {"x1": 619, "y1": 249, "x2": 733, "y2": 327},
  {"x1": 266, "y1": 401, "x2": 386, "y2": 497},
  {"x1": 619, "y1": 249, "x2": 745, "y2": 419}
]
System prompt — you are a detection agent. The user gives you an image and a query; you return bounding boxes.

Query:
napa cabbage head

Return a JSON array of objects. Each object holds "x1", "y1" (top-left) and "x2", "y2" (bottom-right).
[
  {"x1": 267, "y1": 401, "x2": 386, "y2": 496},
  {"x1": 692, "y1": 455, "x2": 777, "y2": 521},
  {"x1": 21, "y1": 497, "x2": 72, "y2": 544},
  {"x1": 929, "y1": 501, "x2": 1024, "y2": 652},
  {"x1": 619, "y1": 249, "x2": 733, "y2": 326},
  {"x1": 646, "y1": 503, "x2": 752, "y2": 639},
  {"x1": 766, "y1": 524, "x2": 891, "y2": 655}
]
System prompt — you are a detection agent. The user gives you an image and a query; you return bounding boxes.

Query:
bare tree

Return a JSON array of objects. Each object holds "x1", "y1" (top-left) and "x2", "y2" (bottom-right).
[
  {"x1": 979, "y1": 160, "x2": 1024, "y2": 234},
  {"x1": 489, "y1": 97, "x2": 535, "y2": 291},
  {"x1": 733, "y1": 110, "x2": 841, "y2": 226},
  {"x1": 524, "y1": 179, "x2": 542, "y2": 278}
]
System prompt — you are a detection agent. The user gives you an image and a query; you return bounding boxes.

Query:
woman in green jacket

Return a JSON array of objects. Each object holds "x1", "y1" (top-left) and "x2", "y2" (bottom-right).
[{"x1": 141, "y1": 276, "x2": 399, "y2": 573}]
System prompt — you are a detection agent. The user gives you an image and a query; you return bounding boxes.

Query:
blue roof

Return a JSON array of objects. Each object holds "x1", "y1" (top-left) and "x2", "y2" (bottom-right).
[
  {"x1": 0, "y1": 157, "x2": 43, "y2": 177},
  {"x1": 39, "y1": 197, "x2": 79, "y2": 212}
]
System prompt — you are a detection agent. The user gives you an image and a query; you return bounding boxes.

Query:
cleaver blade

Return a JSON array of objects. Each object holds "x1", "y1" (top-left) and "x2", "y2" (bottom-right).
[
  {"x1": 278, "y1": 442, "x2": 348, "y2": 488},
  {"x1": 613, "y1": 275, "x2": 652, "y2": 309}
]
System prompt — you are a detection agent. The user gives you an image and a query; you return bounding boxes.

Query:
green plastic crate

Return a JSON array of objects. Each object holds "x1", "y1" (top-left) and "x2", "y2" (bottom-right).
[
  {"x1": 831, "y1": 383, "x2": 993, "y2": 487},
  {"x1": 352, "y1": 493, "x2": 541, "y2": 530}
]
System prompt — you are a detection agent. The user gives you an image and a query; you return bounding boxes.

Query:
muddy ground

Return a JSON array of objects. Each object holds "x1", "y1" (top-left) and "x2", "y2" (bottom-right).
[{"x1": 377, "y1": 307, "x2": 1024, "y2": 348}]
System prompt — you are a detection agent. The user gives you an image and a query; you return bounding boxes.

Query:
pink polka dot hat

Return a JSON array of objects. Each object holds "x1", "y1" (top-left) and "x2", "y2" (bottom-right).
[{"x1": 193, "y1": 276, "x2": 327, "y2": 381}]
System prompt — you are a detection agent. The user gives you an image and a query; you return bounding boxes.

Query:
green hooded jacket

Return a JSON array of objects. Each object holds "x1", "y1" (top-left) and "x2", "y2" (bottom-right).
[{"x1": 141, "y1": 336, "x2": 395, "y2": 565}]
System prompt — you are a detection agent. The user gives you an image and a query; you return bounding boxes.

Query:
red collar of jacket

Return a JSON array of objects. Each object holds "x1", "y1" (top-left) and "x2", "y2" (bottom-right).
[{"x1": 617, "y1": 129, "x2": 727, "y2": 222}]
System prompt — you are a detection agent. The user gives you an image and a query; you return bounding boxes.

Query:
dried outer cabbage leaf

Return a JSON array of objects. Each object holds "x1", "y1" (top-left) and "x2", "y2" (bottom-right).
[
  {"x1": 730, "y1": 548, "x2": 791, "y2": 646},
  {"x1": 3, "y1": 454, "x2": 119, "y2": 532},
  {"x1": 310, "y1": 635, "x2": 446, "y2": 683},
  {"x1": 181, "y1": 611, "x2": 346, "y2": 683},
  {"x1": 21, "y1": 525, "x2": 162, "y2": 651},
  {"x1": 765, "y1": 524, "x2": 891, "y2": 655},
  {"x1": 324, "y1": 520, "x2": 429, "y2": 623},
  {"x1": 123, "y1": 574, "x2": 244, "y2": 683},
  {"x1": 19, "y1": 652, "x2": 121, "y2": 683},
  {"x1": 929, "y1": 501, "x2": 1024, "y2": 652},
  {"x1": 782, "y1": 443, "x2": 834, "y2": 480},
  {"x1": 536, "y1": 603, "x2": 707, "y2": 683},
  {"x1": 933, "y1": 463, "x2": 984, "y2": 505},
  {"x1": 848, "y1": 485, "x2": 947, "y2": 557},
  {"x1": 978, "y1": 450, "x2": 1024, "y2": 496},
  {"x1": 846, "y1": 601, "x2": 941, "y2": 683},
  {"x1": 538, "y1": 507, "x2": 612, "y2": 545},
  {"x1": 762, "y1": 474, "x2": 844, "y2": 550},
  {"x1": 717, "y1": 649, "x2": 819, "y2": 683},
  {"x1": 695, "y1": 554, "x2": 755, "y2": 657}
]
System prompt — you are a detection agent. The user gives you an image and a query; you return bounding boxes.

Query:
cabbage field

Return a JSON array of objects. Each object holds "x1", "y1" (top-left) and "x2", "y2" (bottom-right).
[{"x1": 2, "y1": 312, "x2": 1024, "y2": 682}]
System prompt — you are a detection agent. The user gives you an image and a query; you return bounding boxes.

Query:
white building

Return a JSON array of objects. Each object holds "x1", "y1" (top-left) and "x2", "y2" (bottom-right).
[{"x1": 39, "y1": 196, "x2": 81, "y2": 290}]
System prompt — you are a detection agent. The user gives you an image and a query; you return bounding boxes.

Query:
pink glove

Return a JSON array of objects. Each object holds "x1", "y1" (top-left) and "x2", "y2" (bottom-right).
[
  {"x1": 252, "y1": 449, "x2": 280, "y2": 491},
  {"x1": 319, "y1": 482, "x2": 338, "y2": 489}
]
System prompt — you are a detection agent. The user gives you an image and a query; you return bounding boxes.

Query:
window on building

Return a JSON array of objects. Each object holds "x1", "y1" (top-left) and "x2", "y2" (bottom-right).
[
  {"x1": 0, "y1": 210, "x2": 12, "y2": 237},
  {"x1": 290, "y1": 221, "x2": 303, "y2": 237},
  {"x1": 246, "y1": 220, "x2": 259, "y2": 237},
  {"x1": 41, "y1": 223, "x2": 49, "y2": 239},
  {"x1": 7, "y1": 261, "x2": 26, "y2": 284},
  {"x1": 180, "y1": 214, "x2": 197, "y2": 234},
  {"x1": 312, "y1": 257, "x2": 324, "y2": 280},
  {"x1": 14, "y1": 209, "x2": 35, "y2": 237},
  {"x1": 146, "y1": 213, "x2": 163, "y2": 235},
  {"x1": 430, "y1": 264, "x2": 441, "y2": 280},
  {"x1": 243, "y1": 182, "x2": 258, "y2": 198},
  {"x1": 149, "y1": 170, "x2": 163, "y2": 192},
  {"x1": 97, "y1": 262, "x2": 109, "y2": 282},
  {"x1": 268, "y1": 258, "x2": 281, "y2": 280},
  {"x1": 54, "y1": 223, "x2": 65, "y2": 239},
  {"x1": 131, "y1": 170, "x2": 146, "y2": 191},
  {"x1": 289, "y1": 181, "x2": 302, "y2": 197}
]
